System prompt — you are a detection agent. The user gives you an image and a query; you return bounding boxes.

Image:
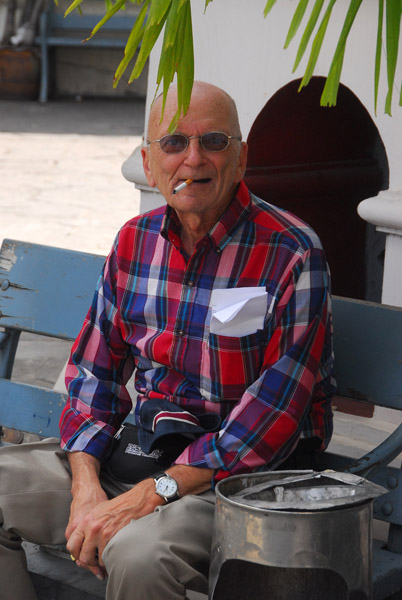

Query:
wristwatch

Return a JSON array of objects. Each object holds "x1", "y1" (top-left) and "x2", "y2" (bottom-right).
[{"x1": 153, "y1": 472, "x2": 180, "y2": 503}]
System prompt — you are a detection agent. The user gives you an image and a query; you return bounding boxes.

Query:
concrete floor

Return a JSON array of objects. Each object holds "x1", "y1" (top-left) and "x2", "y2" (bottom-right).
[{"x1": 1, "y1": 97, "x2": 144, "y2": 256}]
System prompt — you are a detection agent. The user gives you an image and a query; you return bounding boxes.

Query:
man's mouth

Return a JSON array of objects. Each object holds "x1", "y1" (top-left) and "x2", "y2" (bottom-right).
[
  {"x1": 172, "y1": 178, "x2": 212, "y2": 195},
  {"x1": 192, "y1": 178, "x2": 212, "y2": 184}
]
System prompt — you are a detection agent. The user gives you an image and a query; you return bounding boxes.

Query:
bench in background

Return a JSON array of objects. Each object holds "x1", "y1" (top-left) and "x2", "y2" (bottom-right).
[
  {"x1": 1, "y1": 238, "x2": 402, "y2": 599},
  {"x1": 36, "y1": 3, "x2": 137, "y2": 103}
]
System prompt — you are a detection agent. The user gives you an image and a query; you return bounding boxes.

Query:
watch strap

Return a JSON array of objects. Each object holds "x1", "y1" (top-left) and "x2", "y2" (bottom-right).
[{"x1": 153, "y1": 471, "x2": 168, "y2": 481}]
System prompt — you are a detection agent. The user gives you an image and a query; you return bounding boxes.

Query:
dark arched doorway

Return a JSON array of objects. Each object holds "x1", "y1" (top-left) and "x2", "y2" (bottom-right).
[{"x1": 244, "y1": 77, "x2": 389, "y2": 300}]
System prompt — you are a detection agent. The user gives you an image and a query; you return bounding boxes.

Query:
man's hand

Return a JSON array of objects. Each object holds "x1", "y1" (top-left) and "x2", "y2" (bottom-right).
[
  {"x1": 66, "y1": 482, "x2": 109, "y2": 579},
  {"x1": 65, "y1": 481, "x2": 108, "y2": 542},
  {"x1": 65, "y1": 452, "x2": 165, "y2": 577},
  {"x1": 65, "y1": 451, "x2": 214, "y2": 578},
  {"x1": 66, "y1": 477, "x2": 165, "y2": 570},
  {"x1": 65, "y1": 451, "x2": 109, "y2": 579}
]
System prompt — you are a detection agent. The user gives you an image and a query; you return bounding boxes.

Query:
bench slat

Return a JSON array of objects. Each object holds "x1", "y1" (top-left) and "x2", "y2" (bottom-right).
[
  {"x1": 332, "y1": 296, "x2": 402, "y2": 410},
  {"x1": 0, "y1": 379, "x2": 66, "y2": 438},
  {"x1": 373, "y1": 539, "x2": 402, "y2": 600},
  {"x1": 0, "y1": 239, "x2": 105, "y2": 340},
  {"x1": 47, "y1": 13, "x2": 136, "y2": 31},
  {"x1": 44, "y1": 37, "x2": 128, "y2": 48},
  {"x1": 0, "y1": 379, "x2": 135, "y2": 439}
]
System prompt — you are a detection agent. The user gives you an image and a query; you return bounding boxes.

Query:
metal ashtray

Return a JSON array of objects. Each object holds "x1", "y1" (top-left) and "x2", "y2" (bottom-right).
[{"x1": 228, "y1": 470, "x2": 386, "y2": 511}]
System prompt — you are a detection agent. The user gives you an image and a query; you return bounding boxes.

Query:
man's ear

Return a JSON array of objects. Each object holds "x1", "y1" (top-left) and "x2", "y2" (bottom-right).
[
  {"x1": 141, "y1": 146, "x2": 156, "y2": 188},
  {"x1": 239, "y1": 142, "x2": 248, "y2": 179},
  {"x1": 235, "y1": 141, "x2": 248, "y2": 183}
]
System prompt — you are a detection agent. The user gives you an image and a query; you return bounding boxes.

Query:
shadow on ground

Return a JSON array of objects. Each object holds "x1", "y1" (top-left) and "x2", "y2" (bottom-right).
[{"x1": 0, "y1": 97, "x2": 146, "y2": 136}]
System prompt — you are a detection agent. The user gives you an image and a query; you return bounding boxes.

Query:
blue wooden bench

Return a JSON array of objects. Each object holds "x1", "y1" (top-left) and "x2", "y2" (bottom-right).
[
  {"x1": 36, "y1": 3, "x2": 137, "y2": 103},
  {"x1": 1, "y1": 238, "x2": 402, "y2": 599}
]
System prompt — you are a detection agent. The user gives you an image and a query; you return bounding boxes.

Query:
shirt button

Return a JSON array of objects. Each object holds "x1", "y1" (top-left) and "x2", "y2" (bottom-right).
[
  {"x1": 178, "y1": 329, "x2": 185, "y2": 336},
  {"x1": 215, "y1": 248, "x2": 221, "y2": 254},
  {"x1": 188, "y1": 281, "x2": 194, "y2": 287}
]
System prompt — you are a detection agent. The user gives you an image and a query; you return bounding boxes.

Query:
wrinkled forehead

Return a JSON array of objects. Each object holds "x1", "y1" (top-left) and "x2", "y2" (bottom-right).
[{"x1": 147, "y1": 85, "x2": 241, "y2": 140}]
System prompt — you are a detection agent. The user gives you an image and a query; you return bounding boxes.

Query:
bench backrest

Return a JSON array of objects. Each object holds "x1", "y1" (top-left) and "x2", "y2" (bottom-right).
[
  {"x1": 47, "y1": 12, "x2": 136, "y2": 34},
  {"x1": 43, "y1": 1, "x2": 138, "y2": 36},
  {"x1": 0, "y1": 239, "x2": 105, "y2": 437},
  {"x1": 333, "y1": 296, "x2": 402, "y2": 412},
  {"x1": 0, "y1": 239, "x2": 104, "y2": 340}
]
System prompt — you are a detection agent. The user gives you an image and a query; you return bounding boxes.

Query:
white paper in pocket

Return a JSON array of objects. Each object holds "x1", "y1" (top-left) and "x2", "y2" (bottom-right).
[{"x1": 210, "y1": 287, "x2": 268, "y2": 337}]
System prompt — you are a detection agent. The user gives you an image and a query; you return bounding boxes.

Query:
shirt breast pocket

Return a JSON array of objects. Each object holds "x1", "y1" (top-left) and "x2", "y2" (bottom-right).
[{"x1": 202, "y1": 330, "x2": 265, "y2": 402}]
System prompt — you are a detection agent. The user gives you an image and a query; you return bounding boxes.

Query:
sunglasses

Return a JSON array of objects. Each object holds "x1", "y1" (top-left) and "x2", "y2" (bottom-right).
[{"x1": 146, "y1": 131, "x2": 242, "y2": 154}]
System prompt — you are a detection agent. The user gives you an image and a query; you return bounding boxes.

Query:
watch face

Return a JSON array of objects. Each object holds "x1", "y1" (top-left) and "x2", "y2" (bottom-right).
[{"x1": 156, "y1": 476, "x2": 178, "y2": 498}]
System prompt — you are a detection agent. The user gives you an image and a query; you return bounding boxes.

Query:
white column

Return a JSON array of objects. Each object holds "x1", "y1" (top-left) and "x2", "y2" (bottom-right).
[
  {"x1": 358, "y1": 191, "x2": 402, "y2": 307},
  {"x1": 121, "y1": 144, "x2": 165, "y2": 213}
]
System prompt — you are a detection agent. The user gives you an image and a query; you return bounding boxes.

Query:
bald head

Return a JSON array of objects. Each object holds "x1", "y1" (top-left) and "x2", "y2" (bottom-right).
[
  {"x1": 141, "y1": 80, "x2": 248, "y2": 229},
  {"x1": 148, "y1": 81, "x2": 242, "y2": 140}
]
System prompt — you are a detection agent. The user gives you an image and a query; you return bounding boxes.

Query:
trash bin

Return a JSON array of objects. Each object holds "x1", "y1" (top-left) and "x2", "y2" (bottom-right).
[{"x1": 210, "y1": 470, "x2": 386, "y2": 600}]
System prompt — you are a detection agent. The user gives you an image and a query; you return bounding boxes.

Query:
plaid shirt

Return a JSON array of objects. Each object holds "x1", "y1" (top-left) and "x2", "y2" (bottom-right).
[{"x1": 60, "y1": 181, "x2": 335, "y2": 482}]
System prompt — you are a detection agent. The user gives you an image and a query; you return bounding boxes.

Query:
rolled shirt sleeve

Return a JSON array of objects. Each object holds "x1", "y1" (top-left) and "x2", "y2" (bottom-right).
[{"x1": 60, "y1": 242, "x2": 135, "y2": 460}]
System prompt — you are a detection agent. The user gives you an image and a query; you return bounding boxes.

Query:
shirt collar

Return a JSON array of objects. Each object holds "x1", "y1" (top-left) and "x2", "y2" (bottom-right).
[
  {"x1": 161, "y1": 205, "x2": 182, "y2": 250},
  {"x1": 161, "y1": 180, "x2": 251, "y2": 252}
]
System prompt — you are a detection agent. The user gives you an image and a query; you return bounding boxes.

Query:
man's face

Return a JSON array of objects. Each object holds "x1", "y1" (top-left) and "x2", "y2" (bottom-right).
[{"x1": 142, "y1": 85, "x2": 247, "y2": 223}]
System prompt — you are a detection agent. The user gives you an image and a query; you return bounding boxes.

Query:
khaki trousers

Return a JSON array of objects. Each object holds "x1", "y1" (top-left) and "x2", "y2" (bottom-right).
[{"x1": 0, "y1": 438, "x2": 215, "y2": 600}]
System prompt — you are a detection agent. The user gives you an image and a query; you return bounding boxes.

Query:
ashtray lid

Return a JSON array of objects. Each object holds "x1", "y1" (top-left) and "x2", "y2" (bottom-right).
[{"x1": 228, "y1": 470, "x2": 386, "y2": 511}]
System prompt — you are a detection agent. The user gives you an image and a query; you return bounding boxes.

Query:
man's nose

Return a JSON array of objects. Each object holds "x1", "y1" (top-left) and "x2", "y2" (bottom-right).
[{"x1": 184, "y1": 137, "x2": 205, "y2": 164}]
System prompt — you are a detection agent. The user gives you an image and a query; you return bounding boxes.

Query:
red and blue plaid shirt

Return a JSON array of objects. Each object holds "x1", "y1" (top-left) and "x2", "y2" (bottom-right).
[{"x1": 60, "y1": 181, "x2": 335, "y2": 482}]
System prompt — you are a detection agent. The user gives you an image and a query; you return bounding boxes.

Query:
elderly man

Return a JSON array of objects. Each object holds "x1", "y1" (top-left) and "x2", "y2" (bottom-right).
[{"x1": 0, "y1": 82, "x2": 334, "y2": 600}]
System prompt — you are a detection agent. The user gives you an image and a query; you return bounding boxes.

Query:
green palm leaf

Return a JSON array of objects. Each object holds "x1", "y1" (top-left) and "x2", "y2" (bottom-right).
[
  {"x1": 374, "y1": 0, "x2": 385, "y2": 115},
  {"x1": 299, "y1": 0, "x2": 336, "y2": 91},
  {"x1": 156, "y1": 0, "x2": 188, "y2": 115},
  {"x1": 128, "y1": 0, "x2": 171, "y2": 82},
  {"x1": 113, "y1": 0, "x2": 150, "y2": 87},
  {"x1": 175, "y1": 0, "x2": 194, "y2": 125},
  {"x1": 64, "y1": 0, "x2": 84, "y2": 16},
  {"x1": 292, "y1": 0, "x2": 325, "y2": 71},
  {"x1": 84, "y1": 0, "x2": 126, "y2": 41},
  {"x1": 384, "y1": 0, "x2": 401, "y2": 115},
  {"x1": 320, "y1": 43, "x2": 346, "y2": 106},
  {"x1": 263, "y1": 0, "x2": 278, "y2": 18},
  {"x1": 320, "y1": 0, "x2": 363, "y2": 106},
  {"x1": 284, "y1": 0, "x2": 309, "y2": 49}
]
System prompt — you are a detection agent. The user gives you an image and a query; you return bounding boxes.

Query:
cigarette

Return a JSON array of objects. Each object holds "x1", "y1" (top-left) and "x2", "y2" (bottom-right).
[{"x1": 173, "y1": 179, "x2": 193, "y2": 194}]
